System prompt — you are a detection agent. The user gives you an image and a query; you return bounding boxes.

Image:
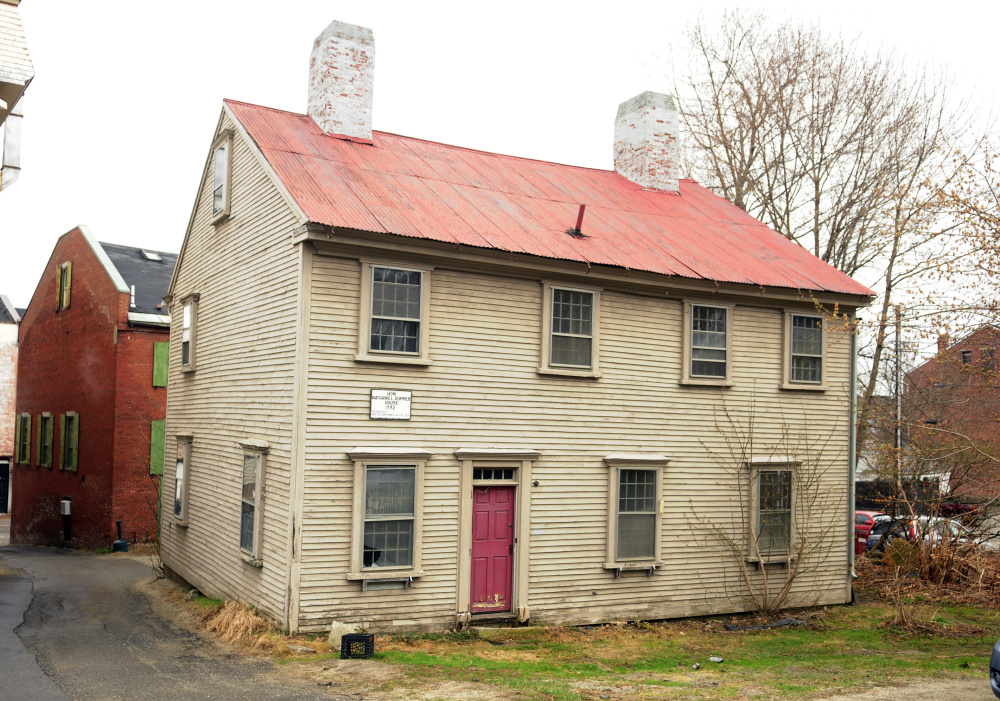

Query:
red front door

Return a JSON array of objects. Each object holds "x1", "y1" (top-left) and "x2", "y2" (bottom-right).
[{"x1": 471, "y1": 486, "x2": 514, "y2": 613}]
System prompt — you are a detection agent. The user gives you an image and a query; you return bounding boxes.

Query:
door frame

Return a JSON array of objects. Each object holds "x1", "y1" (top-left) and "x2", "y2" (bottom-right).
[{"x1": 455, "y1": 449, "x2": 538, "y2": 624}]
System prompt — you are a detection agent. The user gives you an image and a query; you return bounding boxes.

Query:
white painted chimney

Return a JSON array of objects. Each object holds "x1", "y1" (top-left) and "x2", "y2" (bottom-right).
[
  {"x1": 307, "y1": 20, "x2": 375, "y2": 142},
  {"x1": 613, "y1": 91, "x2": 679, "y2": 192}
]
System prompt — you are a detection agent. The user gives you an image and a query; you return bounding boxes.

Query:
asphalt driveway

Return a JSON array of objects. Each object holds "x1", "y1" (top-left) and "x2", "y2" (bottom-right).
[{"x1": 0, "y1": 542, "x2": 341, "y2": 700}]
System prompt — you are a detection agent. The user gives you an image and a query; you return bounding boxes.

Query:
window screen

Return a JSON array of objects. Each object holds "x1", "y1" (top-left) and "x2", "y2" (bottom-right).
[
  {"x1": 370, "y1": 267, "x2": 421, "y2": 354},
  {"x1": 551, "y1": 288, "x2": 594, "y2": 367},
  {"x1": 617, "y1": 469, "x2": 656, "y2": 560},
  {"x1": 363, "y1": 466, "x2": 415, "y2": 568}
]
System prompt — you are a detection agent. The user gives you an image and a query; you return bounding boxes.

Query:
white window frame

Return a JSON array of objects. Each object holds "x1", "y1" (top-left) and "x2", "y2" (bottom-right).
[
  {"x1": 179, "y1": 293, "x2": 199, "y2": 372},
  {"x1": 538, "y1": 281, "x2": 602, "y2": 378},
  {"x1": 210, "y1": 130, "x2": 233, "y2": 224},
  {"x1": 346, "y1": 448, "x2": 431, "y2": 582},
  {"x1": 746, "y1": 457, "x2": 800, "y2": 564},
  {"x1": 355, "y1": 261, "x2": 433, "y2": 365},
  {"x1": 782, "y1": 310, "x2": 826, "y2": 390},
  {"x1": 238, "y1": 439, "x2": 268, "y2": 567},
  {"x1": 681, "y1": 301, "x2": 733, "y2": 386},
  {"x1": 603, "y1": 454, "x2": 669, "y2": 571},
  {"x1": 173, "y1": 436, "x2": 193, "y2": 526}
]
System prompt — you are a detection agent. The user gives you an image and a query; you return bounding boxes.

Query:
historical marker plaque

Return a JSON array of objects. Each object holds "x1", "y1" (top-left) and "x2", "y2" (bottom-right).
[{"x1": 370, "y1": 389, "x2": 412, "y2": 420}]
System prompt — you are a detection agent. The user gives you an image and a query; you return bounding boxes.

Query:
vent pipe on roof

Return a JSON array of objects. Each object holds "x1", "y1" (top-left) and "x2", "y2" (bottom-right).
[
  {"x1": 613, "y1": 91, "x2": 679, "y2": 193},
  {"x1": 130, "y1": 285, "x2": 136, "y2": 309},
  {"x1": 307, "y1": 20, "x2": 375, "y2": 142}
]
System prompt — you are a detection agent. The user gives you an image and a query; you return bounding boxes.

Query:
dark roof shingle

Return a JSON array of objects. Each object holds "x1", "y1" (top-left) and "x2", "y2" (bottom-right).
[{"x1": 99, "y1": 243, "x2": 178, "y2": 315}]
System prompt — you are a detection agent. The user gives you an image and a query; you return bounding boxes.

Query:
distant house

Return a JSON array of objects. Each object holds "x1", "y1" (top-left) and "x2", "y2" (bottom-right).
[
  {"x1": 905, "y1": 327, "x2": 1000, "y2": 501},
  {"x1": 0, "y1": 0, "x2": 33, "y2": 190},
  {"x1": 0, "y1": 294, "x2": 19, "y2": 512},
  {"x1": 161, "y1": 20, "x2": 873, "y2": 633},
  {"x1": 12, "y1": 226, "x2": 177, "y2": 546}
]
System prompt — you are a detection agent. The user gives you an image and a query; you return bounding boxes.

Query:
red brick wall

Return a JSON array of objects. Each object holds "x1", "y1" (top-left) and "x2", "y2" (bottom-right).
[
  {"x1": 112, "y1": 327, "x2": 164, "y2": 542},
  {"x1": 0, "y1": 324, "x2": 16, "y2": 457},
  {"x1": 12, "y1": 227, "x2": 166, "y2": 546}
]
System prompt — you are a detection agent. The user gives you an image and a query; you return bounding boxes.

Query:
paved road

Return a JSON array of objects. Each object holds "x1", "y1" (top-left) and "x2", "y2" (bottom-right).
[{"x1": 0, "y1": 544, "x2": 344, "y2": 700}]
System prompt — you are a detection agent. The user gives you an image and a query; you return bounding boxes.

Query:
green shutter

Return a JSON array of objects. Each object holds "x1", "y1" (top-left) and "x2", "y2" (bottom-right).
[
  {"x1": 150, "y1": 420, "x2": 166, "y2": 476},
  {"x1": 69, "y1": 414, "x2": 80, "y2": 471},
  {"x1": 152, "y1": 342, "x2": 169, "y2": 387},
  {"x1": 58, "y1": 414, "x2": 66, "y2": 470}
]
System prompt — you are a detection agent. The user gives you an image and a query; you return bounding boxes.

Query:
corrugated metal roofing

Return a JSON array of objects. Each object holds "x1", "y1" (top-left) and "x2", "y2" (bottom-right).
[{"x1": 226, "y1": 99, "x2": 873, "y2": 298}]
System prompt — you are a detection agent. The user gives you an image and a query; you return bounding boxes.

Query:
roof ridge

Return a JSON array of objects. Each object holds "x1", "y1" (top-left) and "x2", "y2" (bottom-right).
[{"x1": 223, "y1": 98, "x2": 695, "y2": 186}]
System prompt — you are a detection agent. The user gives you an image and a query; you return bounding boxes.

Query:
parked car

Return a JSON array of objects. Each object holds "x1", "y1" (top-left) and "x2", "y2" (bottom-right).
[
  {"x1": 855, "y1": 510, "x2": 889, "y2": 540},
  {"x1": 991, "y1": 638, "x2": 1000, "y2": 698},
  {"x1": 867, "y1": 517, "x2": 916, "y2": 551},
  {"x1": 868, "y1": 515, "x2": 997, "y2": 552}
]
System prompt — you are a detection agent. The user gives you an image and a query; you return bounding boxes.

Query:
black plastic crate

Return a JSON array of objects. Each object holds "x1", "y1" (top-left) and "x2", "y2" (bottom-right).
[{"x1": 340, "y1": 633, "x2": 375, "y2": 659}]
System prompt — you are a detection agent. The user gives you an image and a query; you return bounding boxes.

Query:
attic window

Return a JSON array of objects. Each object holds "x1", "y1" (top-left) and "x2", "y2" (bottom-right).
[{"x1": 141, "y1": 250, "x2": 162, "y2": 261}]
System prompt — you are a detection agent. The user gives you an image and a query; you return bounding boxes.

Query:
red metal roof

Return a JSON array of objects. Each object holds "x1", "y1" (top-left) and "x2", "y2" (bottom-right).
[{"x1": 226, "y1": 99, "x2": 874, "y2": 298}]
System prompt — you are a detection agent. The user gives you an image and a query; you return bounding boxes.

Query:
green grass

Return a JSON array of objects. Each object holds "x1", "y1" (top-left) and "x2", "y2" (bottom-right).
[{"x1": 364, "y1": 602, "x2": 1000, "y2": 700}]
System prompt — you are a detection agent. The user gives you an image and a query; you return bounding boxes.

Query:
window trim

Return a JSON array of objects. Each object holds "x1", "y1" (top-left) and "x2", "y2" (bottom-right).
[
  {"x1": 680, "y1": 300, "x2": 733, "y2": 387},
  {"x1": 603, "y1": 454, "x2": 669, "y2": 570},
  {"x1": 781, "y1": 310, "x2": 827, "y2": 391},
  {"x1": 355, "y1": 260, "x2": 433, "y2": 366},
  {"x1": 173, "y1": 436, "x2": 193, "y2": 526},
  {"x1": 209, "y1": 130, "x2": 233, "y2": 224},
  {"x1": 346, "y1": 448, "x2": 431, "y2": 581},
  {"x1": 238, "y1": 440, "x2": 268, "y2": 567},
  {"x1": 745, "y1": 457, "x2": 800, "y2": 564},
  {"x1": 179, "y1": 293, "x2": 199, "y2": 372},
  {"x1": 538, "y1": 281, "x2": 602, "y2": 378}
]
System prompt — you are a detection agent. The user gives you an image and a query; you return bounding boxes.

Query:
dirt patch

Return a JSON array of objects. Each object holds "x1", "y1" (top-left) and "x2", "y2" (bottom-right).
[{"x1": 815, "y1": 676, "x2": 995, "y2": 700}]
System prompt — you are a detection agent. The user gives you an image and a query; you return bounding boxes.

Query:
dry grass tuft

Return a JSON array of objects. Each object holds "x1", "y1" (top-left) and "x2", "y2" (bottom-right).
[{"x1": 202, "y1": 601, "x2": 276, "y2": 647}]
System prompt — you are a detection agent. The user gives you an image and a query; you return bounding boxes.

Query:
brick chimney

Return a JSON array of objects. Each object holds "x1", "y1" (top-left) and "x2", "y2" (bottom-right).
[
  {"x1": 307, "y1": 20, "x2": 374, "y2": 142},
  {"x1": 613, "y1": 91, "x2": 679, "y2": 192},
  {"x1": 937, "y1": 333, "x2": 950, "y2": 354}
]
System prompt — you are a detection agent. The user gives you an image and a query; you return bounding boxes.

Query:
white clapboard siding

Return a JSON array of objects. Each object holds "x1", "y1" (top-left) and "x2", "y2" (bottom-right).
[
  {"x1": 297, "y1": 255, "x2": 855, "y2": 632},
  {"x1": 160, "y1": 112, "x2": 300, "y2": 623}
]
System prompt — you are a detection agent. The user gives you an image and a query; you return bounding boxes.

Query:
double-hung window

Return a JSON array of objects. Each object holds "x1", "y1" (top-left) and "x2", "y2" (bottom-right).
[
  {"x1": 783, "y1": 311, "x2": 825, "y2": 389},
  {"x1": 210, "y1": 130, "x2": 232, "y2": 222},
  {"x1": 60, "y1": 412, "x2": 79, "y2": 472},
  {"x1": 347, "y1": 448, "x2": 429, "y2": 581},
  {"x1": 682, "y1": 302, "x2": 732, "y2": 385},
  {"x1": 539, "y1": 282, "x2": 601, "y2": 376},
  {"x1": 604, "y1": 454, "x2": 667, "y2": 570},
  {"x1": 357, "y1": 262, "x2": 432, "y2": 364},
  {"x1": 174, "y1": 438, "x2": 192, "y2": 524},
  {"x1": 363, "y1": 466, "x2": 415, "y2": 569},
  {"x1": 14, "y1": 413, "x2": 30, "y2": 464},
  {"x1": 239, "y1": 441, "x2": 267, "y2": 566},
  {"x1": 756, "y1": 469, "x2": 792, "y2": 557},
  {"x1": 38, "y1": 413, "x2": 53, "y2": 468},
  {"x1": 179, "y1": 294, "x2": 198, "y2": 371}
]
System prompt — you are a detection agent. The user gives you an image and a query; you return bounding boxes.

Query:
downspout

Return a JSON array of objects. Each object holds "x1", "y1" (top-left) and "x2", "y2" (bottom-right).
[{"x1": 849, "y1": 316, "x2": 858, "y2": 581}]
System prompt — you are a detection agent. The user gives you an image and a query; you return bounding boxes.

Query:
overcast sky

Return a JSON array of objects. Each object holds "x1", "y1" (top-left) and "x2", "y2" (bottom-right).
[{"x1": 2, "y1": 0, "x2": 996, "y2": 310}]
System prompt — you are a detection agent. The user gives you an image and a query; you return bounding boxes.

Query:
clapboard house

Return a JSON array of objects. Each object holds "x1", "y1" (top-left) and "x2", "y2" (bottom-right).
[
  {"x1": 161, "y1": 20, "x2": 873, "y2": 633},
  {"x1": 12, "y1": 226, "x2": 176, "y2": 546}
]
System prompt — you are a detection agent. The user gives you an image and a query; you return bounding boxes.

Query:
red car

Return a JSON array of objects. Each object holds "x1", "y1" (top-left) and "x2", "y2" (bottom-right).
[{"x1": 855, "y1": 510, "x2": 889, "y2": 555}]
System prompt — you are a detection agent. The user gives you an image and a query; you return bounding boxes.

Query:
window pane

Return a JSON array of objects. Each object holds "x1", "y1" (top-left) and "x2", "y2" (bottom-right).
[
  {"x1": 619, "y1": 469, "x2": 655, "y2": 513},
  {"x1": 758, "y1": 471, "x2": 792, "y2": 554},
  {"x1": 372, "y1": 267, "x2": 421, "y2": 320},
  {"x1": 550, "y1": 335, "x2": 592, "y2": 367},
  {"x1": 552, "y1": 289, "x2": 593, "y2": 336},
  {"x1": 174, "y1": 450, "x2": 185, "y2": 517},
  {"x1": 791, "y1": 356, "x2": 822, "y2": 383},
  {"x1": 363, "y1": 519, "x2": 413, "y2": 568},
  {"x1": 370, "y1": 319, "x2": 419, "y2": 353},
  {"x1": 758, "y1": 512, "x2": 790, "y2": 554},
  {"x1": 692, "y1": 306, "x2": 726, "y2": 333},
  {"x1": 692, "y1": 359, "x2": 726, "y2": 377},
  {"x1": 242, "y1": 455, "x2": 257, "y2": 502},
  {"x1": 792, "y1": 316, "x2": 822, "y2": 356},
  {"x1": 692, "y1": 330, "x2": 726, "y2": 349},
  {"x1": 183, "y1": 305, "x2": 191, "y2": 329},
  {"x1": 617, "y1": 513, "x2": 655, "y2": 559},
  {"x1": 240, "y1": 501, "x2": 255, "y2": 552},
  {"x1": 365, "y1": 467, "x2": 415, "y2": 517}
]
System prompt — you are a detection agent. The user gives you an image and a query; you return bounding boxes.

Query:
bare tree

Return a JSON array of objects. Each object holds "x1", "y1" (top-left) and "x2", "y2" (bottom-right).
[{"x1": 674, "y1": 11, "x2": 984, "y2": 457}]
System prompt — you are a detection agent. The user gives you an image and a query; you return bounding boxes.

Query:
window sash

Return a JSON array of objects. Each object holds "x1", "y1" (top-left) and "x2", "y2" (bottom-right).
[
  {"x1": 174, "y1": 442, "x2": 187, "y2": 519},
  {"x1": 363, "y1": 465, "x2": 415, "y2": 568},
  {"x1": 690, "y1": 305, "x2": 727, "y2": 377},
  {"x1": 550, "y1": 288, "x2": 594, "y2": 368},
  {"x1": 181, "y1": 304, "x2": 192, "y2": 365},
  {"x1": 369, "y1": 267, "x2": 422, "y2": 354},
  {"x1": 790, "y1": 315, "x2": 823, "y2": 383},
  {"x1": 240, "y1": 454, "x2": 259, "y2": 554},
  {"x1": 616, "y1": 469, "x2": 656, "y2": 561},
  {"x1": 757, "y1": 470, "x2": 792, "y2": 555}
]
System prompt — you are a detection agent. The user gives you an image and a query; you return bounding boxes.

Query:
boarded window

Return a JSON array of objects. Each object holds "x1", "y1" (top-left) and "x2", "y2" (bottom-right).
[
  {"x1": 616, "y1": 469, "x2": 656, "y2": 560},
  {"x1": 149, "y1": 421, "x2": 165, "y2": 476},
  {"x1": 38, "y1": 414, "x2": 54, "y2": 468},
  {"x1": 690, "y1": 305, "x2": 727, "y2": 377},
  {"x1": 153, "y1": 342, "x2": 169, "y2": 387},
  {"x1": 550, "y1": 288, "x2": 594, "y2": 368},
  {"x1": 363, "y1": 466, "x2": 415, "y2": 568}
]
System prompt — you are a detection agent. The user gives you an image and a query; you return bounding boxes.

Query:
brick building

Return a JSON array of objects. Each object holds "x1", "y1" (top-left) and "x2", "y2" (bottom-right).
[
  {"x1": 12, "y1": 226, "x2": 176, "y2": 546},
  {"x1": 905, "y1": 326, "x2": 1000, "y2": 501},
  {"x1": 0, "y1": 294, "x2": 19, "y2": 512}
]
